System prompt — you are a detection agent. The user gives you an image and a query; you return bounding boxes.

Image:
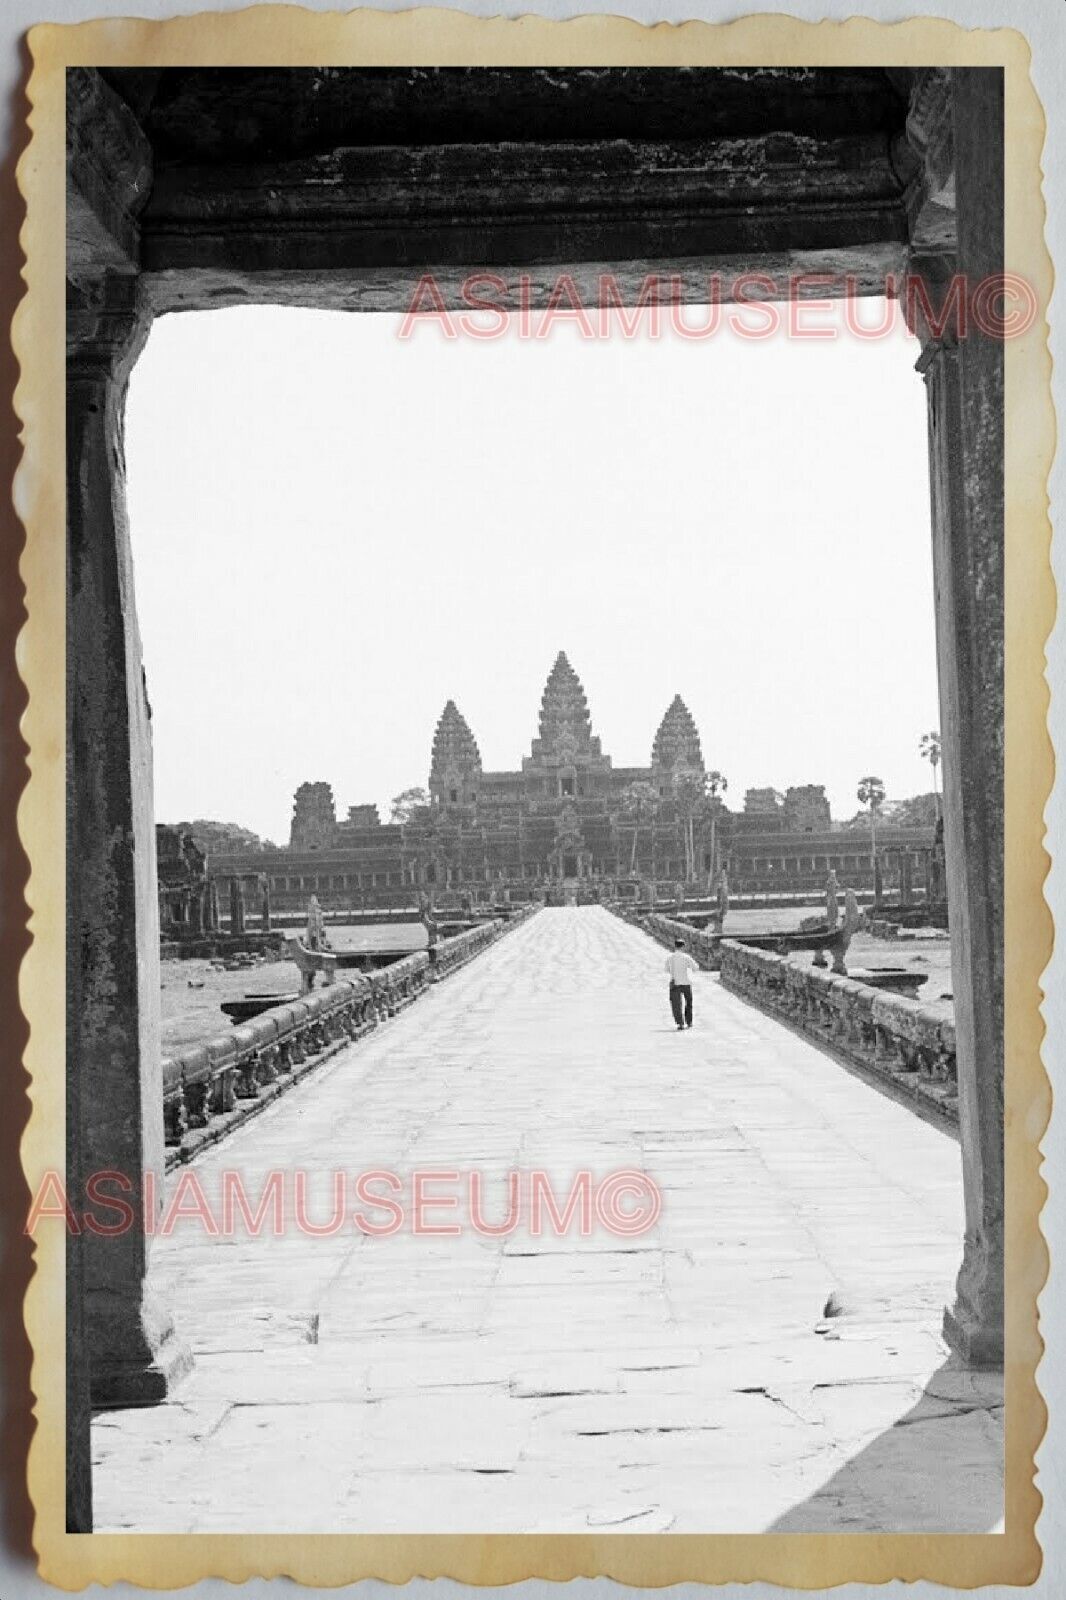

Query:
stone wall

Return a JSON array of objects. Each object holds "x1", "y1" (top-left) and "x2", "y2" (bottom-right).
[{"x1": 718, "y1": 940, "x2": 958, "y2": 1126}]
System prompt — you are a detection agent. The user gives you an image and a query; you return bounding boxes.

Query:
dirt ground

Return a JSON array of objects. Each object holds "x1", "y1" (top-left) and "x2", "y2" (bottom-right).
[
  {"x1": 160, "y1": 923, "x2": 428, "y2": 1055},
  {"x1": 722, "y1": 906, "x2": 954, "y2": 1021}
]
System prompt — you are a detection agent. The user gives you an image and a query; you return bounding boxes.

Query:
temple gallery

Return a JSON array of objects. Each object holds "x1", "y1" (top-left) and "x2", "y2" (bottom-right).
[{"x1": 158, "y1": 650, "x2": 940, "y2": 930}]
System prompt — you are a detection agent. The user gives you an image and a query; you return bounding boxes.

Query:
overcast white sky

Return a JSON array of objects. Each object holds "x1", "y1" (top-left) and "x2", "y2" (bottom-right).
[{"x1": 125, "y1": 302, "x2": 938, "y2": 844}]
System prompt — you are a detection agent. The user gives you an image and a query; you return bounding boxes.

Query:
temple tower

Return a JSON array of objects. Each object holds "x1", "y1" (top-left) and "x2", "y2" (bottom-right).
[
  {"x1": 429, "y1": 700, "x2": 482, "y2": 806},
  {"x1": 524, "y1": 651, "x2": 611, "y2": 797},
  {"x1": 783, "y1": 784, "x2": 832, "y2": 830},
  {"x1": 289, "y1": 781, "x2": 337, "y2": 849},
  {"x1": 651, "y1": 695, "x2": 705, "y2": 787}
]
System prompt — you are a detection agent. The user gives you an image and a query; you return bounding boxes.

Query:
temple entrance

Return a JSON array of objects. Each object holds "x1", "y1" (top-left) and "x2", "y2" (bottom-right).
[{"x1": 63, "y1": 65, "x2": 1009, "y2": 1533}]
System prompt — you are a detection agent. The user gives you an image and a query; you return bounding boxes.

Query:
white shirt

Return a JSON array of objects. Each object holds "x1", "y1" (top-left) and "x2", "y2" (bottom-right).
[{"x1": 666, "y1": 951, "x2": 699, "y2": 985}]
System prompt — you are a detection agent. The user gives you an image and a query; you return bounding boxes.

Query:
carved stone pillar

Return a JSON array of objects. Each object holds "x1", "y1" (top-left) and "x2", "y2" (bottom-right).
[
  {"x1": 68, "y1": 273, "x2": 192, "y2": 1404},
  {"x1": 909, "y1": 70, "x2": 1004, "y2": 1365}
]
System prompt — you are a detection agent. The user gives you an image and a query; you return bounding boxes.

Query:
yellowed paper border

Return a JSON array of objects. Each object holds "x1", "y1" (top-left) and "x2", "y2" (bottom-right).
[{"x1": 14, "y1": 7, "x2": 1054, "y2": 1588}]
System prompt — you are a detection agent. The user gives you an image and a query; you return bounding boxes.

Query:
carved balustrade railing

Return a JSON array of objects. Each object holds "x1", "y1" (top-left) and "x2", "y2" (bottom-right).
[
  {"x1": 428, "y1": 911, "x2": 526, "y2": 979},
  {"x1": 718, "y1": 940, "x2": 958, "y2": 1125},
  {"x1": 162, "y1": 952, "x2": 429, "y2": 1161},
  {"x1": 162, "y1": 905, "x2": 538, "y2": 1165},
  {"x1": 613, "y1": 907, "x2": 722, "y2": 969}
]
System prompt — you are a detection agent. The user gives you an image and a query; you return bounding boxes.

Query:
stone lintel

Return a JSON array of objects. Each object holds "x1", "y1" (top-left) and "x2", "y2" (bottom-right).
[
  {"x1": 140, "y1": 243, "x2": 909, "y2": 317},
  {"x1": 136, "y1": 131, "x2": 908, "y2": 285},
  {"x1": 145, "y1": 131, "x2": 904, "y2": 218},
  {"x1": 141, "y1": 208, "x2": 908, "y2": 283}
]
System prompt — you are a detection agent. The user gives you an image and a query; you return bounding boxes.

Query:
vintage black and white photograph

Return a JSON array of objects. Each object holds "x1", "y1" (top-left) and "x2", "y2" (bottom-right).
[{"x1": 17, "y1": 19, "x2": 1051, "y2": 1581}]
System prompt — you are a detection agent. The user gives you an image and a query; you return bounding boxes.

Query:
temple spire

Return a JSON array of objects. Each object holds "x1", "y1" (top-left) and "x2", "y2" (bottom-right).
[
  {"x1": 529, "y1": 650, "x2": 600, "y2": 760},
  {"x1": 651, "y1": 694, "x2": 704, "y2": 773},
  {"x1": 429, "y1": 699, "x2": 481, "y2": 802}
]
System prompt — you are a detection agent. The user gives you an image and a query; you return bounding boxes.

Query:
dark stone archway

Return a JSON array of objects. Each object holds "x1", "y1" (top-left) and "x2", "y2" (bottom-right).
[{"x1": 65, "y1": 65, "x2": 1003, "y2": 1526}]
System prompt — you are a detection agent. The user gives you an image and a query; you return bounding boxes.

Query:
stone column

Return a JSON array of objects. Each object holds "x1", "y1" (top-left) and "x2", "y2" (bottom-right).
[
  {"x1": 911, "y1": 70, "x2": 1004, "y2": 1365},
  {"x1": 68, "y1": 273, "x2": 191, "y2": 1404},
  {"x1": 261, "y1": 876, "x2": 272, "y2": 932},
  {"x1": 187, "y1": 885, "x2": 203, "y2": 935},
  {"x1": 230, "y1": 876, "x2": 246, "y2": 935},
  {"x1": 900, "y1": 852, "x2": 914, "y2": 908},
  {"x1": 924, "y1": 849, "x2": 935, "y2": 906},
  {"x1": 66, "y1": 607, "x2": 91, "y2": 1526}
]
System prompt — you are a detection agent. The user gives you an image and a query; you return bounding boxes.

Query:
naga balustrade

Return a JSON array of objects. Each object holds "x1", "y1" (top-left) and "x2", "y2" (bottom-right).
[
  {"x1": 428, "y1": 913, "x2": 526, "y2": 979},
  {"x1": 606, "y1": 906, "x2": 722, "y2": 967},
  {"x1": 162, "y1": 952, "x2": 429, "y2": 1164},
  {"x1": 638, "y1": 911, "x2": 722, "y2": 969},
  {"x1": 718, "y1": 940, "x2": 958, "y2": 1125},
  {"x1": 161, "y1": 907, "x2": 539, "y2": 1166}
]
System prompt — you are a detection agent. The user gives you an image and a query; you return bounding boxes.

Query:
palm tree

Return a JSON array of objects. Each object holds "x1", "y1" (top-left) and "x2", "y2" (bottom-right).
[
  {"x1": 702, "y1": 770, "x2": 728, "y2": 886},
  {"x1": 919, "y1": 731, "x2": 942, "y2": 821},
  {"x1": 620, "y1": 781, "x2": 659, "y2": 874},
  {"x1": 673, "y1": 773, "x2": 703, "y2": 883},
  {"x1": 857, "y1": 775, "x2": 886, "y2": 870}
]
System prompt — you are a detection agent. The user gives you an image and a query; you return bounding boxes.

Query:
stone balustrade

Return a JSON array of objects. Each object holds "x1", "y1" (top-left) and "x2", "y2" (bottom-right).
[
  {"x1": 641, "y1": 911, "x2": 722, "y2": 969},
  {"x1": 428, "y1": 904, "x2": 538, "y2": 976},
  {"x1": 429, "y1": 919, "x2": 504, "y2": 979},
  {"x1": 718, "y1": 940, "x2": 958, "y2": 1125},
  {"x1": 162, "y1": 907, "x2": 538, "y2": 1167},
  {"x1": 162, "y1": 952, "x2": 430, "y2": 1165},
  {"x1": 609, "y1": 906, "x2": 723, "y2": 969}
]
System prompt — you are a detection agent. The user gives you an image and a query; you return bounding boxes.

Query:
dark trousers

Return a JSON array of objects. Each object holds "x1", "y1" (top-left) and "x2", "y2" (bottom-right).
[{"x1": 669, "y1": 982, "x2": 693, "y2": 1027}]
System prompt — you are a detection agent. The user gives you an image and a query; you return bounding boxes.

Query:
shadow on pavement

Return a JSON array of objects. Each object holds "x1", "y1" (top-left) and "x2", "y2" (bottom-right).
[{"x1": 768, "y1": 1359, "x2": 1004, "y2": 1533}]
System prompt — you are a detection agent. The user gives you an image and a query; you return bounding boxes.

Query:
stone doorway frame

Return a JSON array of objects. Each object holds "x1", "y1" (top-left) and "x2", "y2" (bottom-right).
[{"x1": 28, "y1": 42, "x2": 1048, "y2": 1558}]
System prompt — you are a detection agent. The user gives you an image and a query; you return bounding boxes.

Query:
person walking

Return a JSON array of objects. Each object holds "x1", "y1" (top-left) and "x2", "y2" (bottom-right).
[{"x1": 666, "y1": 938, "x2": 699, "y2": 1030}]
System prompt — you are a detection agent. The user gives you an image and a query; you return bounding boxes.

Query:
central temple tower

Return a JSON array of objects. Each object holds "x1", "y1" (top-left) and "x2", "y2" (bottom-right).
[{"x1": 523, "y1": 651, "x2": 612, "y2": 799}]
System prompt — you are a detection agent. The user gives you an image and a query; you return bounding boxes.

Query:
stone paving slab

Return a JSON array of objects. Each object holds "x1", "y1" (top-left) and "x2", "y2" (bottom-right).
[{"x1": 92, "y1": 906, "x2": 1002, "y2": 1534}]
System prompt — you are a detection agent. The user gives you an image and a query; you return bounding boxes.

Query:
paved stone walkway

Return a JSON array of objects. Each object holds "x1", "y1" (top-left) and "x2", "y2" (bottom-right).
[{"x1": 93, "y1": 907, "x2": 1002, "y2": 1534}]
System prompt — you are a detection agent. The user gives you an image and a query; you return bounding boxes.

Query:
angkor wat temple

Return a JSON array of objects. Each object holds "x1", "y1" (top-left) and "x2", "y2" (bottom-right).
[{"x1": 207, "y1": 652, "x2": 933, "y2": 909}]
